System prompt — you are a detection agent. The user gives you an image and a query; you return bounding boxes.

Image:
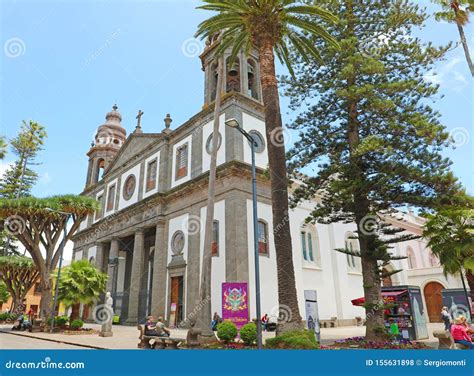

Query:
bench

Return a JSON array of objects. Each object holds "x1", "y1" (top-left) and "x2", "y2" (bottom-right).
[
  {"x1": 433, "y1": 330, "x2": 470, "y2": 350},
  {"x1": 137, "y1": 325, "x2": 182, "y2": 349}
]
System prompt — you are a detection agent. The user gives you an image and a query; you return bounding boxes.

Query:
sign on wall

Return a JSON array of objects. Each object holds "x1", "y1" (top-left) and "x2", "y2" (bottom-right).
[
  {"x1": 304, "y1": 290, "x2": 320, "y2": 342},
  {"x1": 222, "y1": 282, "x2": 249, "y2": 330}
]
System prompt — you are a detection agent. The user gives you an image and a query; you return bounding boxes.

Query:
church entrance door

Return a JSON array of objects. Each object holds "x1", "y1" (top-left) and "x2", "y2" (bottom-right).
[
  {"x1": 424, "y1": 282, "x2": 443, "y2": 322},
  {"x1": 170, "y1": 276, "x2": 184, "y2": 327}
]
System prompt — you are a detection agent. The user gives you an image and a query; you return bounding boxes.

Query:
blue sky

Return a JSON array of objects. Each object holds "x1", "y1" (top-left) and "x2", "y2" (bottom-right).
[{"x1": 1, "y1": 0, "x2": 473, "y2": 200}]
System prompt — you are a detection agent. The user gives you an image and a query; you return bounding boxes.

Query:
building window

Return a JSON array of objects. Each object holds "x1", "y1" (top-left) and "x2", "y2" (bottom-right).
[
  {"x1": 429, "y1": 252, "x2": 439, "y2": 267},
  {"x1": 307, "y1": 233, "x2": 314, "y2": 262},
  {"x1": 95, "y1": 194, "x2": 103, "y2": 220},
  {"x1": 176, "y1": 143, "x2": 188, "y2": 180},
  {"x1": 206, "y1": 132, "x2": 222, "y2": 155},
  {"x1": 123, "y1": 174, "x2": 136, "y2": 200},
  {"x1": 247, "y1": 58, "x2": 259, "y2": 100},
  {"x1": 211, "y1": 220, "x2": 219, "y2": 256},
  {"x1": 345, "y1": 233, "x2": 360, "y2": 271},
  {"x1": 106, "y1": 184, "x2": 116, "y2": 211},
  {"x1": 407, "y1": 247, "x2": 416, "y2": 269},
  {"x1": 146, "y1": 159, "x2": 158, "y2": 191},
  {"x1": 257, "y1": 220, "x2": 268, "y2": 255},
  {"x1": 301, "y1": 232, "x2": 307, "y2": 261},
  {"x1": 248, "y1": 130, "x2": 265, "y2": 153}
]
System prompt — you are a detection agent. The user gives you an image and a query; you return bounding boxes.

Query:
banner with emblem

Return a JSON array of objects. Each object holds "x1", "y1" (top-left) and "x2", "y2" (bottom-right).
[{"x1": 222, "y1": 282, "x2": 249, "y2": 330}]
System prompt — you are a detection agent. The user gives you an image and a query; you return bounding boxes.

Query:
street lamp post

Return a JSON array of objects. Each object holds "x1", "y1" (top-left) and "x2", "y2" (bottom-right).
[
  {"x1": 45, "y1": 208, "x2": 70, "y2": 334},
  {"x1": 225, "y1": 118, "x2": 263, "y2": 349}
]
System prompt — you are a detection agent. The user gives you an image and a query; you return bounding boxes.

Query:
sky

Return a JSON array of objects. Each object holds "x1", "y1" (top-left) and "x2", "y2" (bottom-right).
[{"x1": 0, "y1": 0, "x2": 473, "y2": 258}]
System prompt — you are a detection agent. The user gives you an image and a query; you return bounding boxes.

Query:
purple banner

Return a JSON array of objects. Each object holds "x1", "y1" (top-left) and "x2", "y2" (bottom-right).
[{"x1": 222, "y1": 282, "x2": 249, "y2": 330}]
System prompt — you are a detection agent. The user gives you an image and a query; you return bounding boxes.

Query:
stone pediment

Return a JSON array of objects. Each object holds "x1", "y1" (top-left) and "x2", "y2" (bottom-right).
[{"x1": 105, "y1": 133, "x2": 162, "y2": 176}]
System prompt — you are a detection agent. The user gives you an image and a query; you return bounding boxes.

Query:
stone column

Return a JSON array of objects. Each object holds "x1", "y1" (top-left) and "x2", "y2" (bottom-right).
[
  {"x1": 151, "y1": 219, "x2": 167, "y2": 318},
  {"x1": 126, "y1": 229, "x2": 145, "y2": 324},
  {"x1": 95, "y1": 242, "x2": 105, "y2": 272},
  {"x1": 106, "y1": 239, "x2": 119, "y2": 293}
]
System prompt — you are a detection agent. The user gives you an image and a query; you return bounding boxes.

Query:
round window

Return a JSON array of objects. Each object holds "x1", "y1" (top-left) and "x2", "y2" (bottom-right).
[
  {"x1": 171, "y1": 231, "x2": 185, "y2": 255},
  {"x1": 248, "y1": 130, "x2": 265, "y2": 153},
  {"x1": 205, "y1": 132, "x2": 222, "y2": 154},
  {"x1": 122, "y1": 174, "x2": 136, "y2": 200}
]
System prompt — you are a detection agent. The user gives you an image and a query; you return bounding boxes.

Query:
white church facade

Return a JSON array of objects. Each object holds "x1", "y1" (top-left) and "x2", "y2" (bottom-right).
[{"x1": 72, "y1": 39, "x2": 462, "y2": 327}]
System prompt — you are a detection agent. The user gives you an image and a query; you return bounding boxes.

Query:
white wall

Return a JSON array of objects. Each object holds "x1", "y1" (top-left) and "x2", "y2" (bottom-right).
[
  {"x1": 246, "y1": 199, "x2": 278, "y2": 320},
  {"x1": 165, "y1": 214, "x2": 190, "y2": 317},
  {"x1": 199, "y1": 200, "x2": 226, "y2": 315},
  {"x1": 201, "y1": 115, "x2": 226, "y2": 173},
  {"x1": 93, "y1": 189, "x2": 104, "y2": 224},
  {"x1": 142, "y1": 150, "x2": 161, "y2": 199},
  {"x1": 171, "y1": 135, "x2": 193, "y2": 189},
  {"x1": 242, "y1": 113, "x2": 267, "y2": 170},
  {"x1": 104, "y1": 177, "x2": 118, "y2": 217},
  {"x1": 118, "y1": 164, "x2": 141, "y2": 210}
]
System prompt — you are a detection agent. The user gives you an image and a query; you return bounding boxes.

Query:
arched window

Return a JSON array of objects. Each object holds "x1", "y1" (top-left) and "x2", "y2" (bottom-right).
[
  {"x1": 429, "y1": 251, "x2": 439, "y2": 267},
  {"x1": 300, "y1": 224, "x2": 320, "y2": 265},
  {"x1": 345, "y1": 232, "x2": 360, "y2": 271},
  {"x1": 406, "y1": 247, "x2": 417, "y2": 269},
  {"x1": 257, "y1": 219, "x2": 269, "y2": 255},
  {"x1": 226, "y1": 57, "x2": 241, "y2": 93},
  {"x1": 94, "y1": 158, "x2": 105, "y2": 183},
  {"x1": 247, "y1": 58, "x2": 259, "y2": 100}
]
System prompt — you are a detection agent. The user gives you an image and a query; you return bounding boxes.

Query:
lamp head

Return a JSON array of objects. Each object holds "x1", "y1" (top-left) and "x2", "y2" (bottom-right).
[{"x1": 225, "y1": 118, "x2": 240, "y2": 129}]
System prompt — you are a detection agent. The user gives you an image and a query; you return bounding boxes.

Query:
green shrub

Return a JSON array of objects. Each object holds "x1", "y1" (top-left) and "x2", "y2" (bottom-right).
[
  {"x1": 70, "y1": 319, "x2": 84, "y2": 330},
  {"x1": 2, "y1": 313, "x2": 17, "y2": 321},
  {"x1": 47, "y1": 316, "x2": 69, "y2": 326},
  {"x1": 240, "y1": 322, "x2": 257, "y2": 346},
  {"x1": 216, "y1": 320, "x2": 237, "y2": 343},
  {"x1": 265, "y1": 330, "x2": 319, "y2": 350}
]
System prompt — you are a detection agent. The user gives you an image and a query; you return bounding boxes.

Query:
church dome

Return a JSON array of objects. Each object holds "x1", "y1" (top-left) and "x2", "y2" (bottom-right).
[
  {"x1": 105, "y1": 104, "x2": 123, "y2": 124},
  {"x1": 93, "y1": 104, "x2": 127, "y2": 149}
]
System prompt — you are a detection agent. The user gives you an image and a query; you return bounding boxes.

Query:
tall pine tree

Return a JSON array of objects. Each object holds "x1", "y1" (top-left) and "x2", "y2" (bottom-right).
[
  {"x1": 284, "y1": 0, "x2": 464, "y2": 341},
  {"x1": 0, "y1": 121, "x2": 46, "y2": 256}
]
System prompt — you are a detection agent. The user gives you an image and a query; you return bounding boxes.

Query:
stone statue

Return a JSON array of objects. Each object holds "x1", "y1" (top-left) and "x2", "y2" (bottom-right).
[{"x1": 99, "y1": 292, "x2": 114, "y2": 337}]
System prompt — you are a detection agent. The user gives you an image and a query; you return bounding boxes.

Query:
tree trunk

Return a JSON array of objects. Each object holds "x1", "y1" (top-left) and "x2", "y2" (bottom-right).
[
  {"x1": 466, "y1": 269, "x2": 474, "y2": 301},
  {"x1": 70, "y1": 303, "x2": 80, "y2": 321},
  {"x1": 455, "y1": 14, "x2": 474, "y2": 76},
  {"x1": 258, "y1": 40, "x2": 303, "y2": 333},
  {"x1": 39, "y1": 271, "x2": 53, "y2": 320},
  {"x1": 197, "y1": 55, "x2": 224, "y2": 343}
]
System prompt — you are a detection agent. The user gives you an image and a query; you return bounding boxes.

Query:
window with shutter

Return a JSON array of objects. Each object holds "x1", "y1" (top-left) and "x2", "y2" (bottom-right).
[
  {"x1": 176, "y1": 144, "x2": 188, "y2": 179},
  {"x1": 146, "y1": 159, "x2": 158, "y2": 191}
]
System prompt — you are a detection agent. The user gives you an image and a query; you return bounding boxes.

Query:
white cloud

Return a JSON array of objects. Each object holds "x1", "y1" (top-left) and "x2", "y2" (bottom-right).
[{"x1": 39, "y1": 172, "x2": 52, "y2": 186}]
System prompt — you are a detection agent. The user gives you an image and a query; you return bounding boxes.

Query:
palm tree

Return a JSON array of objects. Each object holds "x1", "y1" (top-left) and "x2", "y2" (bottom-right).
[
  {"x1": 57, "y1": 260, "x2": 108, "y2": 321},
  {"x1": 423, "y1": 208, "x2": 474, "y2": 307},
  {"x1": 431, "y1": 0, "x2": 474, "y2": 76},
  {"x1": 196, "y1": 0, "x2": 339, "y2": 332}
]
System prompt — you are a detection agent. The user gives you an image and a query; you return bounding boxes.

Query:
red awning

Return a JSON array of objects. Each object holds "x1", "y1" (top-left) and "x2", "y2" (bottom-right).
[{"x1": 351, "y1": 290, "x2": 408, "y2": 306}]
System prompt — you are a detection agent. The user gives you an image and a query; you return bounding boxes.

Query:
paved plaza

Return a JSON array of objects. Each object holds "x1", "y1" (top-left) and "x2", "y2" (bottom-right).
[{"x1": 0, "y1": 323, "x2": 443, "y2": 350}]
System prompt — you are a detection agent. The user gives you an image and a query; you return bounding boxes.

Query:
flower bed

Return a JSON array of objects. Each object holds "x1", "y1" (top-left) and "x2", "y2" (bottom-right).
[{"x1": 330, "y1": 336, "x2": 428, "y2": 349}]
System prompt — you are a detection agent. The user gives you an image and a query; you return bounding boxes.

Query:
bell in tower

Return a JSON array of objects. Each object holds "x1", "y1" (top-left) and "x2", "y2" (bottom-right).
[
  {"x1": 85, "y1": 104, "x2": 127, "y2": 187},
  {"x1": 200, "y1": 34, "x2": 261, "y2": 105}
]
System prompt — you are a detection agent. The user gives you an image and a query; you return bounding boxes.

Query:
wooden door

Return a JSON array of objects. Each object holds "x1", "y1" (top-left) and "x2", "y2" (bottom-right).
[
  {"x1": 170, "y1": 277, "x2": 183, "y2": 327},
  {"x1": 424, "y1": 282, "x2": 443, "y2": 322}
]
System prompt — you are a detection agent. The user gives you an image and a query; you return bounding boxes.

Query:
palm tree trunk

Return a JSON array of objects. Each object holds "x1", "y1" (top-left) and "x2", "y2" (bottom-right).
[
  {"x1": 39, "y1": 270, "x2": 53, "y2": 320},
  {"x1": 466, "y1": 269, "x2": 474, "y2": 301},
  {"x1": 258, "y1": 40, "x2": 303, "y2": 333},
  {"x1": 197, "y1": 56, "x2": 224, "y2": 342},
  {"x1": 454, "y1": 12, "x2": 474, "y2": 76}
]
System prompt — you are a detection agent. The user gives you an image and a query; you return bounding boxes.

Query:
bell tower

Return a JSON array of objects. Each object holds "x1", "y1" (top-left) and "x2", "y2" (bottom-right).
[
  {"x1": 200, "y1": 35, "x2": 262, "y2": 106},
  {"x1": 85, "y1": 104, "x2": 127, "y2": 187}
]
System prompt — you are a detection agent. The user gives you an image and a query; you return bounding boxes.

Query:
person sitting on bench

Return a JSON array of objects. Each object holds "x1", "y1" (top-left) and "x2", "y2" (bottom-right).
[
  {"x1": 145, "y1": 316, "x2": 168, "y2": 337},
  {"x1": 156, "y1": 316, "x2": 171, "y2": 337},
  {"x1": 451, "y1": 316, "x2": 474, "y2": 349}
]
